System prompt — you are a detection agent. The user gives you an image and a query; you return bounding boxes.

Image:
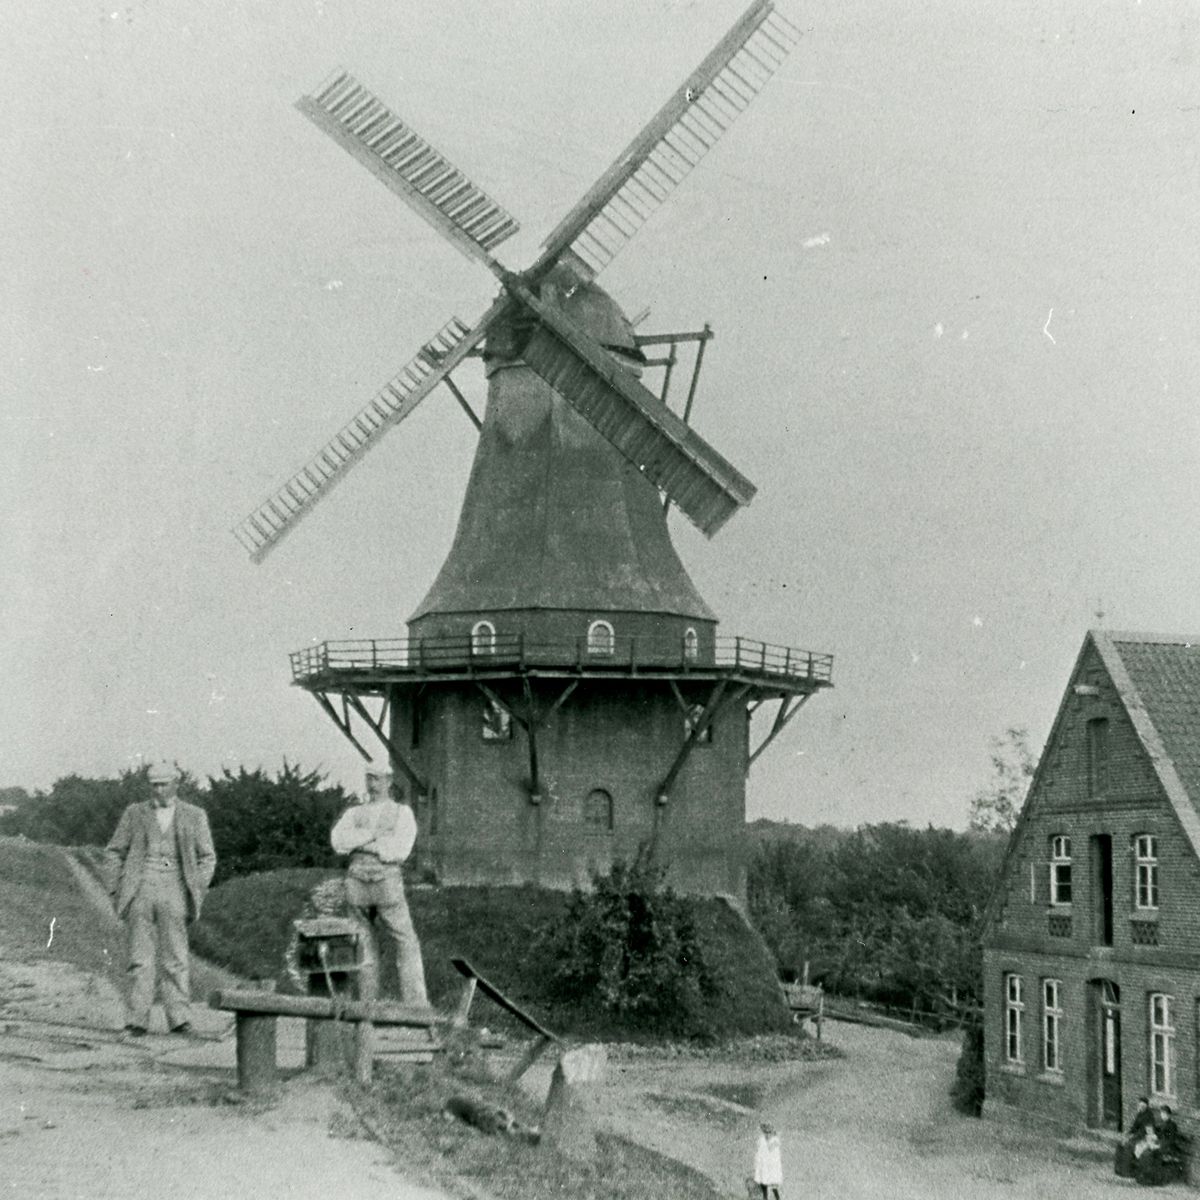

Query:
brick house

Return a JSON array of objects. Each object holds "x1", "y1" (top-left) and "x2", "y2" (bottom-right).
[{"x1": 983, "y1": 630, "x2": 1200, "y2": 1147}]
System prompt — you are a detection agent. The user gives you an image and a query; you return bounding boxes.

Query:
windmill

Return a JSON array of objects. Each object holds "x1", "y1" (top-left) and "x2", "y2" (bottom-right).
[{"x1": 237, "y1": 0, "x2": 834, "y2": 897}]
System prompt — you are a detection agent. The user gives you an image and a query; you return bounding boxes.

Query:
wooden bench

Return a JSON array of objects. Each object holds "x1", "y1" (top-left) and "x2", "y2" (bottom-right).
[
  {"x1": 208, "y1": 988, "x2": 441, "y2": 1091},
  {"x1": 782, "y1": 981, "x2": 825, "y2": 1039}
]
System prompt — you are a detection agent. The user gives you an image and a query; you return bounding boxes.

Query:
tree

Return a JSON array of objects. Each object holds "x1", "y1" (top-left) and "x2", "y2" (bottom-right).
[
  {"x1": 202, "y1": 762, "x2": 349, "y2": 884},
  {"x1": 0, "y1": 769, "x2": 198, "y2": 845},
  {"x1": 968, "y1": 727, "x2": 1035, "y2": 836}
]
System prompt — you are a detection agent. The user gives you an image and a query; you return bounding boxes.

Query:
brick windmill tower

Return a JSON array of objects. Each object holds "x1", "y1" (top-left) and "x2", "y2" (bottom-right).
[{"x1": 235, "y1": 0, "x2": 832, "y2": 899}]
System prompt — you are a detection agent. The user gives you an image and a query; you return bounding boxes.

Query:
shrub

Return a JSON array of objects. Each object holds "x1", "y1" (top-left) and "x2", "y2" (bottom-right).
[
  {"x1": 951, "y1": 1016, "x2": 986, "y2": 1116},
  {"x1": 202, "y1": 763, "x2": 348, "y2": 884},
  {"x1": 542, "y1": 853, "x2": 718, "y2": 1037}
]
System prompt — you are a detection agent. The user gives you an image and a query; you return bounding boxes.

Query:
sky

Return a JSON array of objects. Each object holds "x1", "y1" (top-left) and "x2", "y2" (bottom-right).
[{"x1": 3, "y1": 0, "x2": 1198, "y2": 828}]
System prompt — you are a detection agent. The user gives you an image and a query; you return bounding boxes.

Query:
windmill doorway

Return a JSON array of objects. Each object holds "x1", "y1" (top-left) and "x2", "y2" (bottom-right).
[{"x1": 1088, "y1": 979, "x2": 1123, "y2": 1130}]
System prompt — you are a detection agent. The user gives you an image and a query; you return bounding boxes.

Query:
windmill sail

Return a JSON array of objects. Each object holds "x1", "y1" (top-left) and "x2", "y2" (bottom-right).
[
  {"x1": 534, "y1": 0, "x2": 800, "y2": 281},
  {"x1": 514, "y1": 286, "x2": 756, "y2": 537},
  {"x1": 233, "y1": 305, "x2": 505, "y2": 561},
  {"x1": 297, "y1": 71, "x2": 520, "y2": 271}
]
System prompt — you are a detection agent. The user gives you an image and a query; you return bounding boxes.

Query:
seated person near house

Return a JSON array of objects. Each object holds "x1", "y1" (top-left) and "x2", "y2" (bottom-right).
[
  {"x1": 1116, "y1": 1097, "x2": 1154, "y2": 1178},
  {"x1": 1152, "y1": 1105, "x2": 1188, "y2": 1185}
]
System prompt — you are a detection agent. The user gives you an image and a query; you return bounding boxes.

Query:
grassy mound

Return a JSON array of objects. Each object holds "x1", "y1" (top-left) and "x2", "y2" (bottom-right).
[
  {"x1": 0, "y1": 837, "x2": 122, "y2": 978},
  {"x1": 192, "y1": 868, "x2": 792, "y2": 1041}
]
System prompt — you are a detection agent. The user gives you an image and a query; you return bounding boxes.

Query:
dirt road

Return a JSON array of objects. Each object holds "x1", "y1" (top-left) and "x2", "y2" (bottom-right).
[{"x1": 580, "y1": 1023, "x2": 1176, "y2": 1200}]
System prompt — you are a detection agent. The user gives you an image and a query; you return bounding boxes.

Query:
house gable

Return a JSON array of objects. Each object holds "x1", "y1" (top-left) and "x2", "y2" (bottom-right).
[
  {"x1": 986, "y1": 631, "x2": 1200, "y2": 958},
  {"x1": 981, "y1": 630, "x2": 1200, "y2": 1138}
]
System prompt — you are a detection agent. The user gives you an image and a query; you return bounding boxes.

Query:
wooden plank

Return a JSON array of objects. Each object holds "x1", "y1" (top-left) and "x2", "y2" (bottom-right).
[
  {"x1": 450, "y1": 958, "x2": 557, "y2": 1041},
  {"x1": 209, "y1": 988, "x2": 438, "y2": 1027}
]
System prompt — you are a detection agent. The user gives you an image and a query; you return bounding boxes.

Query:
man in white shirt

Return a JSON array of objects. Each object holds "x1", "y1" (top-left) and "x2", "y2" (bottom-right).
[{"x1": 330, "y1": 768, "x2": 429, "y2": 1007}]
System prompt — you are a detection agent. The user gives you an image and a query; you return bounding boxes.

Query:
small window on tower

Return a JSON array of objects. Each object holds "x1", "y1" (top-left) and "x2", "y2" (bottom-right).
[
  {"x1": 584, "y1": 788, "x2": 614, "y2": 832},
  {"x1": 685, "y1": 703, "x2": 713, "y2": 745},
  {"x1": 587, "y1": 620, "x2": 615, "y2": 656},
  {"x1": 683, "y1": 627, "x2": 699, "y2": 661},
  {"x1": 471, "y1": 620, "x2": 496, "y2": 655},
  {"x1": 481, "y1": 698, "x2": 512, "y2": 742}
]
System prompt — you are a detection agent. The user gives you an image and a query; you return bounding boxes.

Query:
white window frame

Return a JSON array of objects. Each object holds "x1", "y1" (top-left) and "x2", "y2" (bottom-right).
[
  {"x1": 1151, "y1": 993, "x2": 1175, "y2": 1097},
  {"x1": 1043, "y1": 979, "x2": 1064, "y2": 1073},
  {"x1": 1004, "y1": 973, "x2": 1024, "y2": 1064},
  {"x1": 1049, "y1": 835, "x2": 1072, "y2": 906},
  {"x1": 587, "y1": 619, "x2": 615, "y2": 656},
  {"x1": 470, "y1": 619, "x2": 496, "y2": 655},
  {"x1": 1135, "y1": 834, "x2": 1159, "y2": 910},
  {"x1": 683, "y1": 627, "x2": 699, "y2": 661}
]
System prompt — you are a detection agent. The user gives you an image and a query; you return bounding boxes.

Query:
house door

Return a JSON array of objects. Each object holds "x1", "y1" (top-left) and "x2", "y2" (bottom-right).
[{"x1": 1092, "y1": 980, "x2": 1122, "y2": 1130}]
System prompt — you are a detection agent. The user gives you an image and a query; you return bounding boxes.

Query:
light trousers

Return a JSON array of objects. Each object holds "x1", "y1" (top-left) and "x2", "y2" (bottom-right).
[
  {"x1": 345, "y1": 867, "x2": 429, "y2": 1006},
  {"x1": 126, "y1": 871, "x2": 191, "y2": 1028}
]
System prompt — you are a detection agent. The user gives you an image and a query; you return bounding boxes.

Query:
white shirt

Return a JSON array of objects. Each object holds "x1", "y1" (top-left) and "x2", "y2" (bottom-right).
[
  {"x1": 754, "y1": 1134, "x2": 782, "y2": 1186},
  {"x1": 154, "y1": 803, "x2": 176, "y2": 832},
  {"x1": 330, "y1": 800, "x2": 416, "y2": 864}
]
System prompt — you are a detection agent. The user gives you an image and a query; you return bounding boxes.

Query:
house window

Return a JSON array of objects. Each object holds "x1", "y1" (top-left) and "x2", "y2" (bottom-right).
[
  {"x1": 471, "y1": 620, "x2": 496, "y2": 654},
  {"x1": 1086, "y1": 717, "x2": 1109, "y2": 797},
  {"x1": 1004, "y1": 973, "x2": 1024, "y2": 1064},
  {"x1": 1134, "y1": 835, "x2": 1159, "y2": 910},
  {"x1": 683, "y1": 627, "x2": 699, "y2": 661},
  {"x1": 1043, "y1": 979, "x2": 1064, "y2": 1073},
  {"x1": 584, "y1": 788, "x2": 614, "y2": 832},
  {"x1": 1150, "y1": 993, "x2": 1175, "y2": 1097},
  {"x1": 1049, "y1": 836, "x2": 1072, "y2": 905},
  {"x1": 587, "y1": 620, "x2": 615, "y2": 656},
  {"x1": 481, "y1": 698, "x2": 512, "y2": 742}
]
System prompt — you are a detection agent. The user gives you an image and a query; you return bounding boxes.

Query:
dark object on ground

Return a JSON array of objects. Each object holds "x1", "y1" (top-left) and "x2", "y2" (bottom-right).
[
  {"x1": 169, "y1": 1022, "x2": 192, "y2": 1035},
  {"x1": 124, "y1": 1024, "x2": 147, "y2": 1037},
  {"x1": 442, "y1": 1094, "x2": 539, "y2": 1143}
]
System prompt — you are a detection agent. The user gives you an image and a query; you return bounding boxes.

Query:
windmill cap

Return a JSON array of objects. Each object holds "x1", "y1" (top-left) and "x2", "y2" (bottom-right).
[{"x1": 147, "y1": 761, "x2": 177, "y2": 783}]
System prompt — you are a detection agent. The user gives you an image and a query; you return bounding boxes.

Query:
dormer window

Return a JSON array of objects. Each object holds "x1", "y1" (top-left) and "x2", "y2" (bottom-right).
[
  {"x1": 471, "y1": 620, "x2": 496, "y2": 655},
  {"x1": 587, "y1": 620, "x2": 615, "y2": 656},
  {"x1": 683, "y1": 627, "x2": 699, "y2": 662},
  {"x1": 1049, "y1": 836, "x2": 1072, "y2": 905}
]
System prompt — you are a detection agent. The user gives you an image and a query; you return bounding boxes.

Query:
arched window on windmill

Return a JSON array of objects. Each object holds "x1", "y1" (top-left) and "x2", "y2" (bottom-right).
[
  {"x1": 587, "y1": 619, "x2": 615, "y2": 656},
  {"x1": 683, "y1": 626, "x2": 699, "y2": 662},
  {"x1": 584, "y1": 788, "x2": 614, "y2": 832},
  {"x1": 471, "y1": 620, "x2": 496, "y2": 655}
]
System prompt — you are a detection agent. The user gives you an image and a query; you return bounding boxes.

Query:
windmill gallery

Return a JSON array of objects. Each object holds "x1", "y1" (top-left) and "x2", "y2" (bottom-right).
[{"x1": 234, "y1": 0, "x2": 831, "y2": 899}]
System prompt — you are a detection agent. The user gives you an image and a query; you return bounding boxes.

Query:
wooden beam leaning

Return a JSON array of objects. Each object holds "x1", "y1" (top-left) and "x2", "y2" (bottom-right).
[
  {"x1": 343, "y1": 690, "x2": 429, "y2": 796},
  {"x1": 749, "y1": 694, "x2": 809, "y2": 765},
  {"x1": 312, "y1": 690, "x2": 374, "y2": 762},
  {"x1": 657, "y1": 680, "x2": 753, "y2": 804}
]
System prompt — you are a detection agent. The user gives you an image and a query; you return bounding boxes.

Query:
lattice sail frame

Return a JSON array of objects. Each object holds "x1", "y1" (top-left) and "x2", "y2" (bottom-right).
[{"x1": 236, "y1": 0, "x2": 799, "y2": 560}]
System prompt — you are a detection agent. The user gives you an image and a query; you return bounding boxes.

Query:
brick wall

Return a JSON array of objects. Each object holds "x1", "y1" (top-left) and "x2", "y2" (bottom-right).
[{"x1": 391, "y1": 678, "x2": 749, "y2": 898}]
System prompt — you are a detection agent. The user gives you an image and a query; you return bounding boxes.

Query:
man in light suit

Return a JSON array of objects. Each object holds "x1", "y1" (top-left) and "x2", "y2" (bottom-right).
[{"x1": 105, "y1": 761, "x2": 217, "y2": 1036}]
